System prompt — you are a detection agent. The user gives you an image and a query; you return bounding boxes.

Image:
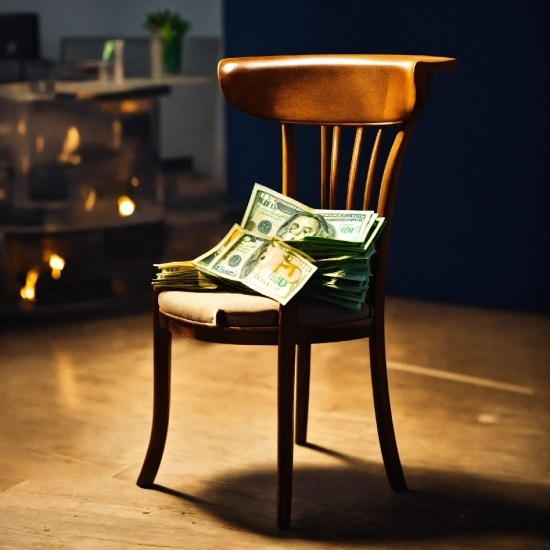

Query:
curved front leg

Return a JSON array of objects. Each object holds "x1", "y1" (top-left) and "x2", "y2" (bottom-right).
[
  {"x1": 137, "y1": 292, "x2": 172, "y2": 487},
  {"x1": 369, "y1": 312, "x2": 407, "y2": 492}
]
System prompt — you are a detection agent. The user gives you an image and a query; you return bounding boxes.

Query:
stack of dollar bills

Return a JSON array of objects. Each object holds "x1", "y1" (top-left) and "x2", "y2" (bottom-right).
[{"x1": 153, "y1": 183, "x2": 385, "y2": 310}]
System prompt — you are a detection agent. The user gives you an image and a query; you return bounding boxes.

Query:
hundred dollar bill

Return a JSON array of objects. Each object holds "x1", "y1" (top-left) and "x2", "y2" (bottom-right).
[
  {"x1": 154, "y1": 260, "x2": 198, "y2": 272},
  {"x1": 303, "y1": 288, "x2": 363, "y2": 311},
  {"x1": 362, "y1": 217, "x2": 386, "y2": 250},
  {"x1": 308, "y1": 209, "x2": 376, "y2": 243},
  {"x1": 193, "y1": 226, "x2": 317, "y2": 305},
  {"x1": 241, "y1": 183, "x2": 314, "y2": 238},
  {"x1": 241, "y1": 183, "x2": 377, "y2": 243},
  {"x1": 292, "y1": 243, "x2": 375, "y2": 260},
  {"x1": 241, "y1": 239, "x2": 318, "y2": 305},
  {"x1": 152, "y1": 261, "x2": 219, "y2": 289},
  {"x1": 317, "y1": 271, "x2": 368, "y2": 283},
  {"x1": 194, "y1": 227, "x2": 270, "y2": 281},
  {"x1": 316, "y1": 255, "x2": 371, "y2": 265},
  {"x1": 314, "y1": 277, "x2": 369, "y2": 291},
  {"x1": 153, "y1": 279, "x2": 219, "y2": 289},
  {"x1": 315, "y1": 270, "x2": 369, "y2": 282}
]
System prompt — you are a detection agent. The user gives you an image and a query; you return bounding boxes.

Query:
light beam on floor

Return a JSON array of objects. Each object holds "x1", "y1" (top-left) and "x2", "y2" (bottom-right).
[{"x1": 387, "y1": 361, "x2": 535, "y2": 395}]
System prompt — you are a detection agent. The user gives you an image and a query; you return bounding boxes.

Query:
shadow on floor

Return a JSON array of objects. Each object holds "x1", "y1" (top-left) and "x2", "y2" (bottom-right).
[{"x1": 143, "y1": 444, "x2": 550, "y2": 543}]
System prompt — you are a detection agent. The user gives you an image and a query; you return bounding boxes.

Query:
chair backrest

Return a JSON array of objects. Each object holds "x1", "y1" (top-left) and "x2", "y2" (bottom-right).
[{"x1": 218, "y1": 54, "x2": 457, "y2": 309}]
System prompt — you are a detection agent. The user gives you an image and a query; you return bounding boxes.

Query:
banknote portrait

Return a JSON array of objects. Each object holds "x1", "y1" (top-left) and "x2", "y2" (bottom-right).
[
  {"x1": 276, "y1": 212, "x2": 334, "y2": 241},
  {"x1": 239, "y1": 242, "x2": 271, "y2": 279}
]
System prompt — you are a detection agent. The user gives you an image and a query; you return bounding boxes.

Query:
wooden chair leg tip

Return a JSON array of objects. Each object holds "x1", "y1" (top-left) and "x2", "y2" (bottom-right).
[
  {"x1": 136, "y1": 474, "x2": 155, "y2": 488},
  {"x1": 390, "y1": 479, "x2": 407, "y2": 492}
]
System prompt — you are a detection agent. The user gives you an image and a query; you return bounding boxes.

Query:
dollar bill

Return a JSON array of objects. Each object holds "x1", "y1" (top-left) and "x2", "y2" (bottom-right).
[
  {"x1": 154, "y1": 260, "x2": 198, "y2": 271},
  {"x1": 314, "y1": 274, "x2": 369, "y2": 287},
  {"x1": 240, "y1": 183, "x2": 313, "y2": 237},
  {"x1": 303, "y1": 288, "x2": 363, "y2": 311},
  {"x1": 194, "y1": 226, "x2": 269, "y2": 281},
  {"x1": 152, "y1": 261, "x2": 219, "y2": 290},
  {"x1": 309, "y1": 209, "x2": 376, "y2": 243},
  {"x1": 241, "y1": 239, "x2": 318, "y2": 305},
  {"x1": 241, "y1": 183, "x2": 377, "y2": 243},
  {"x1": 193, "y1": 226, "x2": 317, "y2": 305},
  {"x1": 316, "y1": 269, "x2": 370, "y2": 281},
  {"x1": 362, "y1": 217, "x2": 386, "y2": 250}
]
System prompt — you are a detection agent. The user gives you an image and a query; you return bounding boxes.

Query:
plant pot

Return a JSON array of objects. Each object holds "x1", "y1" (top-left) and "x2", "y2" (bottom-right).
[{"x1": 162, "y1": 34, "x2": 181, "y2": 74}]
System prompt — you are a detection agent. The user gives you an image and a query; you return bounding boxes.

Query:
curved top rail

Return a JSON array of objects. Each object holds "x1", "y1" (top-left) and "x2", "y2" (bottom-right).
[{"x1": 218, "y1": 54, "x2": 458, "y2": 125}]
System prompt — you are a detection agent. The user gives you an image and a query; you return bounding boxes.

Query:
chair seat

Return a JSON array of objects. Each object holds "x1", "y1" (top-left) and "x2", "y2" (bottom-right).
[{"x1": 158, "y1": 290, "x2": 372, "y2": 328}]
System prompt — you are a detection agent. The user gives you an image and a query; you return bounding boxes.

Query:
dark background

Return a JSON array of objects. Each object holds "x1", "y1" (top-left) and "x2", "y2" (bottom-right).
[{"x1": 223, "y1": 0, "x2": 550, "y2": 314}]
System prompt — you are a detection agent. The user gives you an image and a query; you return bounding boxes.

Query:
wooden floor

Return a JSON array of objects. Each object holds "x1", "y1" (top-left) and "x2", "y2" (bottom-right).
[{"x1": 0, "y1": 298, "x2": 548, "y2": 549}]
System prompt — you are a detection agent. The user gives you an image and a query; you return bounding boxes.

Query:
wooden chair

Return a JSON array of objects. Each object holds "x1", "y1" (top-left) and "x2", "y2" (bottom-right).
[{"x1": 137, "y1": 54, "x2": 458, "y2": 529}]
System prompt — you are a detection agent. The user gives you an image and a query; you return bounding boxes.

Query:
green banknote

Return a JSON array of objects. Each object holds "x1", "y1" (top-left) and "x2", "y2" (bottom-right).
[
  {"x1": 240, "y1": 183, "x2": 313, "y2": 238},
  {"x1": 310, "y1": 209, "x2": 376, "y2": 243},
  {"x1": 154, "y1": 261, "x2": 197, "y2": 272},
  {"x1": 194, "y1": 225, "x2": 270, "y2": 281},
  {"x1": 241, "y1": 183, "x2": 377, "y2": 243},
  {"x1": 303, "y1": 288, "x2": 363, "y2": 311},
  {"x1": 152, "y1": 261, "x2": 219, "y2": 290},
  {"x1": 193, "y1": 226, "x2": 317, "y2": 305},
  {"x1": 241, "y1": 239, "x2": 318, "y2": 305},
  {"x1": 316, "y1": 269, "x2": 370, "y2": 281}
]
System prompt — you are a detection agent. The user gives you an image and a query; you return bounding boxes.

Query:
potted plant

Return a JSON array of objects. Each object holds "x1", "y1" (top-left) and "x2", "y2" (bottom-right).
[{"x1": 144, "y1": 9, "x2": 191, "y2": 74}]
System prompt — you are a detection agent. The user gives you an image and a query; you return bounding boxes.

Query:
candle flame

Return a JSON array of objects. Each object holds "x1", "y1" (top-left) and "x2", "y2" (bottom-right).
[
  {"x1": 20, "y1": 268, "x2": 40, "y2": 301},
  {"x1": 49, "y1": 254, "x2": 65, "y2": 271},
  {"x1": 48, "y1": 254, "x2": 65, "y2": 279},
  {"x1": 118, "y1": 195, "x2": 135, "y2": 216}
]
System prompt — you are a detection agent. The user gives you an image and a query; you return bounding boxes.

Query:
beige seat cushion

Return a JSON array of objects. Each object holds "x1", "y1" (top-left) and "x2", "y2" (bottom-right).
[{"x1": 158, "y1": 290, "x2": 371, "y2": 328}]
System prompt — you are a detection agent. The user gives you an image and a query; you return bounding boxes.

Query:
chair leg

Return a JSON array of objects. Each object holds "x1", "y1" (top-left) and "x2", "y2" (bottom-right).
[
  {"x1": 295, "y1": 343, "x2": 311, "y2": 445},
  {"x1": 369, "y1": 318, "x2": 407, "y2": 492},
  {"x1": 277, "y1": 302, "x2": 297, "y2": 529},
  {"x1": 137, "y1": 301, "x2": 172, "y2": 488}
]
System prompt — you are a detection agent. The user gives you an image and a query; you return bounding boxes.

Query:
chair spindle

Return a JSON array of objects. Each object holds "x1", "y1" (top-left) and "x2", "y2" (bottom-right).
[
  {"x1": 282, "y1": 123, "x2": 296, "y2": 199},
  {"x1": 346, "y1": 127, "x2": 364, "y2": 210},
  {"x1": 376, "y1": 122, "x2": 414, "y2": 218},
  {"x1": 363, "y1": 128, "x2": 384, "y2": 210},
  {"x1": 330, "y1": 126, "x2": 341, "y2": 208},
  {"x1": 320, "y1": 126, "x2": 329, "y2": 208}
]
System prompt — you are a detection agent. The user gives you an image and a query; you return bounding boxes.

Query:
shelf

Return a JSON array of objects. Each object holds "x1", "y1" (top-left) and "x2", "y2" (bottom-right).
[{"x1": 0, "y1": 75, "x2": 210, "y2": 102}]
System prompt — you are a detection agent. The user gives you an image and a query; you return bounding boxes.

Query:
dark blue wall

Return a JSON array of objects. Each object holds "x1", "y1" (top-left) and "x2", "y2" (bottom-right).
[{"x1": 224, "y1": 0, "x2": 550, "y2": 313}]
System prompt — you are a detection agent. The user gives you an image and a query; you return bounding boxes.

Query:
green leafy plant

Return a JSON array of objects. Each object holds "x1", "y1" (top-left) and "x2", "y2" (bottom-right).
[{"x1": 144, "y1": 9, "x2": 191, "y2": 41}]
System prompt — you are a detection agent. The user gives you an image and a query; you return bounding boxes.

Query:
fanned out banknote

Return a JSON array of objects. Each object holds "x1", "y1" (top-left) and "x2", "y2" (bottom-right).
[
  {"x1": 152, "y1": 183, "x2": 386, "y2": 310},
  {"x1": 193, "y1": 225, "x2": 317, "y2": 305}
]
